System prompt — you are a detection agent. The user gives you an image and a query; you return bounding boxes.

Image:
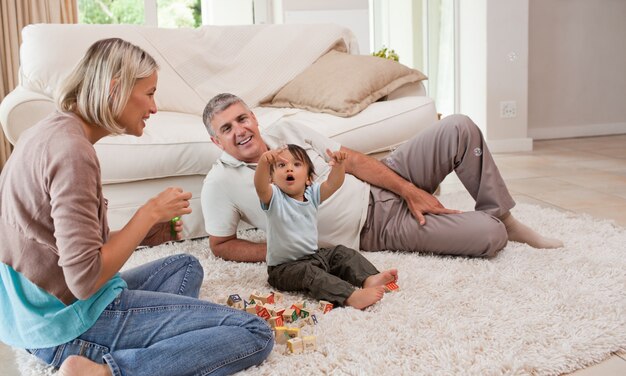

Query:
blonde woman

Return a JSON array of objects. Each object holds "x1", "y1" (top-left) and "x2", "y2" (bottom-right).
[{"x1": 0, "y1": 38, "x2": 273, "y2": 376}]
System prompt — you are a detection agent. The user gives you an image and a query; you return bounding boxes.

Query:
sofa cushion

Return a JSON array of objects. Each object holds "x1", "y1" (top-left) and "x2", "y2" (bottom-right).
[
  {"x1": 261, "y1": 50, "x2": 427, "y2": 117},
  {"x1": 95, "y1": 112, "x2": 218, "y2": 184},
  {"x1": 94, "y1": 91, "x2": 437, "y2": 184}
]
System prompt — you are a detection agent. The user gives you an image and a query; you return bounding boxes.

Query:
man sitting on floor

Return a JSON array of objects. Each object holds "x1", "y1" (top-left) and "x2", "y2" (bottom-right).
[{"x1": 200, "y1": 93, "x2": 563, "y2": 262}]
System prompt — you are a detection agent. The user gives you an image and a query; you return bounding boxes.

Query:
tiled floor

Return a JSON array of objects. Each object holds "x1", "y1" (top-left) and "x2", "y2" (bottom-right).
[{"x1": 1, "y1": 134, "x2": 625, "y2": 375}]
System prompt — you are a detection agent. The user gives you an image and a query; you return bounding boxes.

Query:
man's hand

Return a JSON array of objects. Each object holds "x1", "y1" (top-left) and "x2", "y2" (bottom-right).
[{"x1": 400, "y1": 184, "x2": 461, "y2": 225}]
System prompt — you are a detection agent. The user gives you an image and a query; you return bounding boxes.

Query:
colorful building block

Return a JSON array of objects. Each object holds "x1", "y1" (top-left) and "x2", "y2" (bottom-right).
[
  {"x1": 302, "y1": 336, "x2": 317, "y2": 352},
  {"x1": 271, "y1": 291, "x2": 284, "y2": 304},
  {"x1": 256, "y1": 306, "x2": 271, "y2": 320},
  {"x1": 287, "y1": 338, "x2": 304, "y2": 354},
  {"x1": 285, "y1": 327, "x2": 300, "y2": 339},
  {"x1": 274, "y1": 326, "x2": 288, "y2": 344},
  {"x1": 226, "y1": 294, "x2": 244, "y2": 309},
  {"x1": 268, "y1": 316, "x2": 284, "y2": 329},
  {"x1": 319, "y1": 301, "x2": 333, "y2": 314},
  {"x1": 282, "y1": 308, "x2": 298, "y2": 323},
  {"x1": 245, "y1": 303, "x2": 257, "y2": 315},
  {"x1": 384, "y1": 281, "x2": 400, "y2": 292}
]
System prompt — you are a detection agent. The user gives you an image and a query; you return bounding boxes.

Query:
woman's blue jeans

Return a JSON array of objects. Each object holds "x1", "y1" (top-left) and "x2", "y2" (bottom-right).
[{"x1": 28, "y1": 254, "x2": 274, "y2": 375}]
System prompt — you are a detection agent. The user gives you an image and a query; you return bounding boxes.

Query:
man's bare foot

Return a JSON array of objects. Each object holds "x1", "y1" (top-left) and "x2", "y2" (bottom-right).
[
  {"x1": 500, "y1": 212, "x2": 564, "y2": 249},
  {"x1": 345, "y1": 286, "x2": 385, "y2": 309},
  {"x1": 58, "y1": 356, "x2": 111, "y2": 376},
  {"x1": 362, "y1": 269, "x2": 398, "y2": 288}
]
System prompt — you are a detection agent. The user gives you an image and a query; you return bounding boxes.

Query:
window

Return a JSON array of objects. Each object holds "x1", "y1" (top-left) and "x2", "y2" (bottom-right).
[{"x1": 78, "y1": 0, "x2": 201, "y2": 28}]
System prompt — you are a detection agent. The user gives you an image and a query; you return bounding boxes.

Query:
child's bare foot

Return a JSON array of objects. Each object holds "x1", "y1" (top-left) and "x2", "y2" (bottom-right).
[
  {"x1": 58, "y1": 356, "x2": 111, "y2": 376},
  {"x1": 362, "y1": 269, "x2": 398, "y2": 288},
  {"x1": 345, "y1": 286, "x2": 385, "y2": 309}
]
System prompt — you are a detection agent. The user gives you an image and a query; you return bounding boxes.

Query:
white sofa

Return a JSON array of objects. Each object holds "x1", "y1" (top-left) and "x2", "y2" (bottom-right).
[{"x1": 0, "y1": 23, "x2": 438, "y2": 240}]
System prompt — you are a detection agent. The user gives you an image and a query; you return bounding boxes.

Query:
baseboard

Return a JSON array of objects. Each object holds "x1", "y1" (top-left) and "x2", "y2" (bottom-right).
[
  {"x1": 529, "y1": 122, "x2": 626, "y2": 140},
  {"x1": 486, "y1": 137, "x2": 533, "y2": 153}
]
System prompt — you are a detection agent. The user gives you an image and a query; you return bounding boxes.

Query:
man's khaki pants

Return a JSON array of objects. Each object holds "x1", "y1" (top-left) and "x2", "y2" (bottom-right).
[{"x1": 360, "y1": 115, "x2": 515, "y2": 258}]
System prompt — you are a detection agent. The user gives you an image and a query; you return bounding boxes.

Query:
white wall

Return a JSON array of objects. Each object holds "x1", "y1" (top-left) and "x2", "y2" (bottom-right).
[
  {"x1": 459, "y1": 0, "x2": 532, "y2": 152},
  {"x1": 279, "y1": 0, "x2": 370, "y2": 54},
  {"x1": 528, "y1": 0, "x2": 626, "y2": 139}
]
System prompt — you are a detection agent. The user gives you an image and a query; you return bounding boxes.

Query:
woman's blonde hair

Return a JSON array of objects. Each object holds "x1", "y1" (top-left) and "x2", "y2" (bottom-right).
[{"x1": 57, "y1": 38, "x2": 159, "y2": 135}]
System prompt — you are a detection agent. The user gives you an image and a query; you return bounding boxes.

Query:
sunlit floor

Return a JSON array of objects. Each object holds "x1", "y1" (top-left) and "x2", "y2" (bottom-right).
[{"x1": 1, "y1": 134, "x2": 625, "y2": 375}]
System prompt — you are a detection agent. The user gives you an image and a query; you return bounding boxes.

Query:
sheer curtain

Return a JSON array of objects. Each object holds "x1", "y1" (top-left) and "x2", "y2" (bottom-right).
[{"x1": 0, "y1": 0, "x2": 77, "y2": 172}]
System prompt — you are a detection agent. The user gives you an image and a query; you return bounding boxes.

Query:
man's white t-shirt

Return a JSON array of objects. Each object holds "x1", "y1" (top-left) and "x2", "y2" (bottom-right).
[{"x1": 201, "y1": 121, "x2": 371, "y2": 250}]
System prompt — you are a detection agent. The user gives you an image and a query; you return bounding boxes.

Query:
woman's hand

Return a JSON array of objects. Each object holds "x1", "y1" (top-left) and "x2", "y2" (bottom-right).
[
  {"x1": 141, "y1": 218, "x2": 184, "y2": 246},
  {"x1": 145, "y1": 187, "x2": 192, "y2": 223}
]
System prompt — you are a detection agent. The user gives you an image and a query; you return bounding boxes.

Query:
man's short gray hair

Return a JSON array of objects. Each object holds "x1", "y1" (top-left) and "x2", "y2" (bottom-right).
[{"x1": 202, "y1": 93, "x2": 249, "y2": 137}]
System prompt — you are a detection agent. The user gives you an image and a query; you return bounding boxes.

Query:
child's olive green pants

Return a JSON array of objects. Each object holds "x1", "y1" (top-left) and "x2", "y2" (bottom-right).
[{"x1": 267, "y1": 245, "x2": 379, "y2": 306}]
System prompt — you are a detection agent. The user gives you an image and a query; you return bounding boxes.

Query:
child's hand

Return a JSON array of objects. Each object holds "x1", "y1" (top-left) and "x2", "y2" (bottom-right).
[
  {"x1": 260, "y1": 147, "x2": 288, "y2": 166},
  {"x1": 325, "y1": 149, "x2": 348, "y2": 167}
]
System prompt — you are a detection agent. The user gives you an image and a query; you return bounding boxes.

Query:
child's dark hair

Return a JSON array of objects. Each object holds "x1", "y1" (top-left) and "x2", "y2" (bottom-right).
[{"x1": 270, "y1": 144, "x2": 315, "y2": 179}]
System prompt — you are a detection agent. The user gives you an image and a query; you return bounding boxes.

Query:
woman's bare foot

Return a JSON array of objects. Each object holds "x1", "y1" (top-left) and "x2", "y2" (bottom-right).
[
  {"x1": 345, "y1": 286, "x2": 385, "y2": 309},
  {"x1": 58, "y1": 356, "x2": 111, "y2": 376},
  {"x1": 362, "y1": 269, "x2": 398, "y2": 288}
]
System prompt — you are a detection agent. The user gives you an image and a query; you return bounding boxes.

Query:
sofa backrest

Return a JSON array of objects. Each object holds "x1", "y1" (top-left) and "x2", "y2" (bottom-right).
[{"x1": 19, "y1": 23, "x2": 358, "y2": 116}]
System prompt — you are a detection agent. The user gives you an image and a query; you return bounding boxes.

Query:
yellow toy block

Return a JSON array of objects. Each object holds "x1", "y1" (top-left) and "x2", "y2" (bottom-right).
[
  {"x1": 274, "y1": 326, "x2": 288, "y2": 344},
  {"x1": 302, "y1": 336, "x2": 317, "y2": 352},
  {"x1": 287, "y1": 338, "x2": 304, "y2": 354},
  {"x1": 285, "y1": 327, "x2": 300, "y2": 339}
]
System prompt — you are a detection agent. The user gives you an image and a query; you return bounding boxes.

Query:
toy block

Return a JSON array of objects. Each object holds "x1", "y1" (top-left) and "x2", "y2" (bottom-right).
[
  {"x1": 285, "y1": 327, "x2": 300, "y2": 339},
  {"x1": 290, "y1": 304, "x2": 301, "y2": 316},
  {"x1": 271, "y1": 291, "x2": 284, "y2": 303},
  {"x1": 263, "y1": 303, "x2": 278, "y2": 316},
  {"x1": 282, "y1": 308, "x2": 298, "y2": 323},
  {"x1": 299, "y1": 308, "x2": 310, "y2": 319},
  {"x1": 250, "y1": 292, "x2": 274, "y2": 305},
  {"x1": 226, "y1": 294, "x2": 244, "y2": 309},
  {"x1": 274, "y1": 326, "x2": 288, "y2": 344},
  {"x1": 292, "y1": 301, "x2": 305, "y2": 309},
  {"x1": 302, "y1": 336, "x2": 317, "y2": 352},
  {"x1": 268, "y1": 316, "x2": 284, "y2": 329},
  {"x1": 266, "y1": 293, "x2": 275, "y2": 304},
  {"x1": 256, "y1": 306, "x2": 271, "y2": 320},
  {"x1": 287, "y1": 338, "x2": 304, "y2": 354},
  {"x1": 319, "y1": 301, "x2": 333, "y2": 314},
  {"x1": 275, "y1": 308, "x2": 285, "y2": 318},
  {"x1": 245, "y1": 303, "x2": 257, "y2": 315},
  {"x1": 384, "y1": 281, "x2": 400, "y2": 292},
  {"x1": 299, "y1": 316, "x2": 314, "y2": 327}
]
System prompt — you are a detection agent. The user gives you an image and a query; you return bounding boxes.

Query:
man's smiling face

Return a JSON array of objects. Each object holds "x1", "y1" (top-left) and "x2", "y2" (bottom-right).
[{"x1": 209, "y1": 102, "x2": 267, "y2": 163}]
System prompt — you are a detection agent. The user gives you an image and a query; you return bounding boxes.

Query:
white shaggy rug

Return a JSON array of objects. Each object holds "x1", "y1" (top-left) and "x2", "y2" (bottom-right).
[{"x1": 13, "y1": 192, "x2": 626, "y2": 375}]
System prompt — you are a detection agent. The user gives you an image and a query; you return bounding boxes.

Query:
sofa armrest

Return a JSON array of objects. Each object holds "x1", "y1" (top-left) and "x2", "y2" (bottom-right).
[{"x1": 0, "y1": 86, "x2": 55, "y2": 145}]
